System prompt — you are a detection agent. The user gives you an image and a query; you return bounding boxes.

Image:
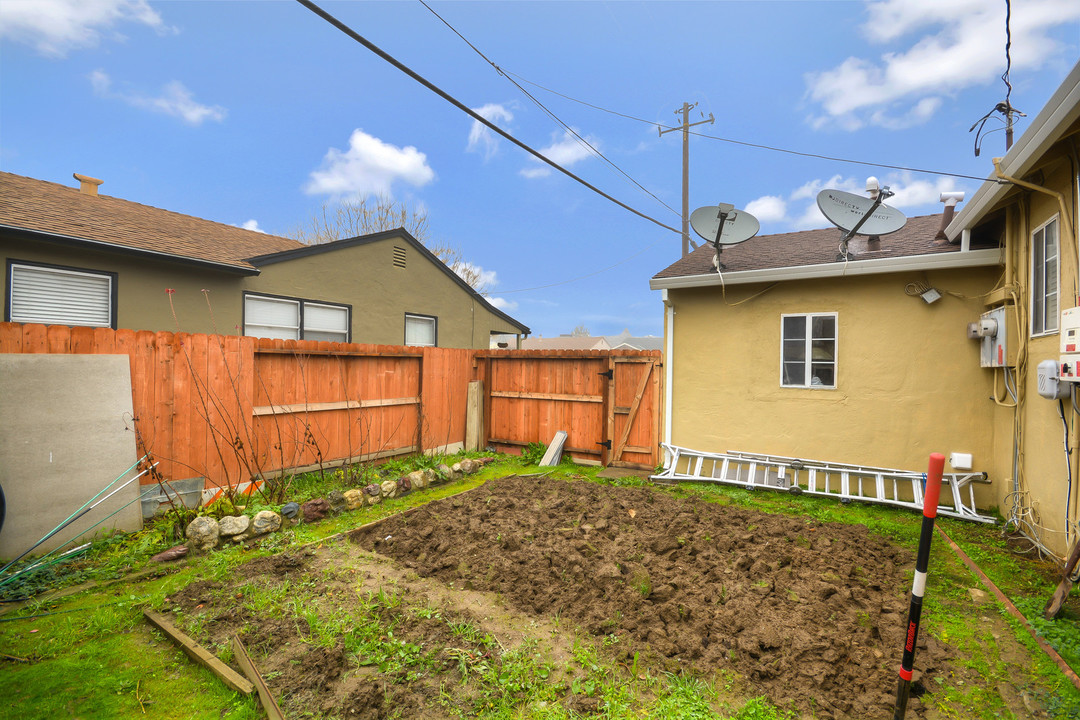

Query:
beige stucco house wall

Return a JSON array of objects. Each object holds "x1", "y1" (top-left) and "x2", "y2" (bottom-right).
[
  {"x1": 661, "y1": 266, "x2": 1003, "y2": 512},
  {"x1": 946, "y1": 62, "x2": 1080, "y2": 558}
]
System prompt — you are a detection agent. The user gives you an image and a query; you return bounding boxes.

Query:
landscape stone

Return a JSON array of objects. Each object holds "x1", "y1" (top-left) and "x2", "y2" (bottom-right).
[
  {"x1": 218, "y1": 515, "x2": 250, "y2": 537},
  {"x1": 423, "y1": 468, "x2": 438, "y2": 486},
  {"x1": 460, "y1": 459, "x2": 479, "y2": 474},
  {"x1": 185, "y1": 516, "x2": 220, "y2": 553},
  {"x1": 251, "y1": 510, "x2": 282, "y2": 536},
  {"x1": 150, "y1": 545, "x2": 189, "y2": 563},
  {"x1": 380, "y1": 479, "x2": 398, "y2": 499},
  {"x1": 437, "y1": 464, "x2": 453, "y2": 480},
  {"x1": 302, "y1": 498, "x2": 331, "y2": 523},
  {"x1": 397, "y1": 475, "x2": 412, "y2": 494},
  {"x1": 343, "y1": 489, "x2": 364, "y2": 510},
  {"x1": 327, "y1": 490, "x2": 347, "y2": 514},
  {"x1": 407, "y1": 470, "x2": 426, "y2": 489}
]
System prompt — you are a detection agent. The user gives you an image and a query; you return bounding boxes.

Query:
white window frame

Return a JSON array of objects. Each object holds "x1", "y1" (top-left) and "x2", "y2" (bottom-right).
[
  {"x1": 1031, "y1": 216, "x2": 1059, "y2": 337},
  {"x1": 780, "y1": 313, "x2": 837, "y2": 389},
  {"x1": 7, "y1": 260, "x2": 115, "y2": 328},
  {"x1": 404, "y1": 313, "x2": 437, "y2": 347},
  {"x1": 243, "y1": 293, "x2": 350, "y2": 342}
]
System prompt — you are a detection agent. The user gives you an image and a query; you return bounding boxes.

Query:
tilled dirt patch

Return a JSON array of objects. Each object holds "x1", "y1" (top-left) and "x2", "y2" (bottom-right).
[
  {"x1": 163, "y1": 474, "x2": 1045, "y2": 719},
  {"x1": 349, "y1": 474, "x2": 948, "y2": 718}
]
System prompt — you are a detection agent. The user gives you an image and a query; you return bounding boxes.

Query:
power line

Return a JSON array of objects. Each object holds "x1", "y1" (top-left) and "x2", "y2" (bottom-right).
[
  {"x1": 293, "y1": 0, "x2": 680, "y2": 237},
  {"x1": 505, "y1": 69, "x2": 995, "y2": 183},
  {"x1": 416, "y1": 0, "x2": 680, "y2": 219}
]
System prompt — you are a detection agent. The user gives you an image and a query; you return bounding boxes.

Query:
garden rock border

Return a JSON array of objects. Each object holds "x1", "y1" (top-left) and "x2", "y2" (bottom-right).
[{"x1": 168, "y1": 458, "x2": 494, "y2": 559}]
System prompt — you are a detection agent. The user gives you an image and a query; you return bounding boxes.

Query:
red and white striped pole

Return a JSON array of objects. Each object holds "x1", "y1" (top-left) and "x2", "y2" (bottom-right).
[{"x1": 893, "y1": 452, "x2": 945, "y2": 720}]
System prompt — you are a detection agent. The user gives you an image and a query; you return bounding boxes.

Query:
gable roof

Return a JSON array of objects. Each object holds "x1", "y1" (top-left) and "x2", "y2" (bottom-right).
[
  {"x1": 251, "y1": 229, "x2": 531, "y2": 334},
  {"x1": 521, "y1": 335, "x2": 610, "y2": 351},
  {"x1": 0, "y1": 172, "x2": 302, "y2": 274},
  {"x1": 651, "y1": 212, "x2": 1002, "y2": 290}
]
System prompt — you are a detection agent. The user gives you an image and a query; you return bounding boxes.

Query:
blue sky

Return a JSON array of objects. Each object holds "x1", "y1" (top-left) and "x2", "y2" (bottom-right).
[{"x1": 2, "y1": 1, "x2": 1078, "y2": 339}]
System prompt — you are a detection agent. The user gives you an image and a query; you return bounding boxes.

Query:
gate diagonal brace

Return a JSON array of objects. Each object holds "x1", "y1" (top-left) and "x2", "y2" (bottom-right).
[{"x1": 651, "y1": 444, "x2": 995, "y2": 524}]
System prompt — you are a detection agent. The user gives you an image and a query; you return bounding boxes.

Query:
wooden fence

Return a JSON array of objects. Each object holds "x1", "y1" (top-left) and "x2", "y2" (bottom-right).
[{"x1": 0, "y1": 323, "x2": 662, "y2": 497}]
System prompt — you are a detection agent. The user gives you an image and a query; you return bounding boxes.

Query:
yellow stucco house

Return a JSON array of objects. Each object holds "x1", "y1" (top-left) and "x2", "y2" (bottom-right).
[
  {"x1": 0, "y1": 172, "x2": 528, "y2": 349},
  {"x1": 651, "y1": 61, "x2": 1079, "y2": 560}
]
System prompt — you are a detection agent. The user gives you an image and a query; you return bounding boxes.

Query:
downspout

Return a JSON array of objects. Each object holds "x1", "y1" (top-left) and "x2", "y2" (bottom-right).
[
  {"x1": 995, "y1": 157, "x2": 1080, "y2": 553},
  {"x1": 993, "y1": 158, "x2": 1077, "y2": 303},
  {"x1": 662, "y1": 289, "x2": 674, "y2": 448}
]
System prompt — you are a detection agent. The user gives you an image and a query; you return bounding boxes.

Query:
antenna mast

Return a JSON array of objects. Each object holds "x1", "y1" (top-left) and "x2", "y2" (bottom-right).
[{"x1": 659, "y1": 102, "x2": 715, "y2": 257}]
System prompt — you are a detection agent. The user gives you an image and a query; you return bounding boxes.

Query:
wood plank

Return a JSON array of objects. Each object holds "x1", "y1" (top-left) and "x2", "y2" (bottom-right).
[
  {"x1": 612, "y1": 362, "x2": 653, "y2": 461},
  {"x1": 230, "y1": 636, "x2": 285, "y2": 720},
  {"x1": 143, "y1": 609, "x2": 254, "y2": 695},
  {"x1": 489, "y1": 391, "x2": 603, "y2": 403},
  {"x1": 251, "y1": 397, "x2": 420, "y2": 416}
]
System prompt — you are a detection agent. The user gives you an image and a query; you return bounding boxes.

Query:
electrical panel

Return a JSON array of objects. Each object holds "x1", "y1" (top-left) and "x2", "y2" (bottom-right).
[
  {"x1": 1059, "y1": 307, "x2": 1080, "y2": 382},
  {"x1": 977, "y1": 306, "x2": 1016, "y2": 368}
]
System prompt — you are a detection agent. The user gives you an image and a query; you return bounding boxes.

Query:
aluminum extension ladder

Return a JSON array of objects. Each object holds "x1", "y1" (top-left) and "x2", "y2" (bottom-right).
[{"x1": 652, "y1": 444, "x2": 996, "y2": 524}]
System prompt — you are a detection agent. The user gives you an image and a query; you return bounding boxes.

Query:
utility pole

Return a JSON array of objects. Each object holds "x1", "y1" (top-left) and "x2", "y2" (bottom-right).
[{"x1": 659, "y1": 102, "x2": 715, "y2": 257}]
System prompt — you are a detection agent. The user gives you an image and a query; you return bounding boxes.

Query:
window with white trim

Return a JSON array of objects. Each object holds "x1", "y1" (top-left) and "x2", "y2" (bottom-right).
[
  {"x1": 7, "y1": 261, "x2": 115, "y2": 328},
  {"x1": 1031, "y1": 217, "x2": 1059, "y2": 336},
  {"x1": 243, "y1": 294, "x2": 349, "y2": 342},
  {"x1": 404, "y1": 313, "x2": 436, "y2": 347},
  {"x1": 781, "y1": 313, "x2": 836, "y2": 388}
]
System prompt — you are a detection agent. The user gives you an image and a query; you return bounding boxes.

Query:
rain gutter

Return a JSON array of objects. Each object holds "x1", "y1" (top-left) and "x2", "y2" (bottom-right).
[{"x1": 649, "y1": 248, "x2": 1002, "y2": 291}]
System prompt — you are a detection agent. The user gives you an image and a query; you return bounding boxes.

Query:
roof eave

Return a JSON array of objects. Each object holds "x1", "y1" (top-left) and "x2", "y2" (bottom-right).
[
  {"x1": 649, "y1": 248, "x2": 1003, "y2": 290},
  {"x1": 946, "y1": 61, "x2": 1080, "y2": 240},
  {"x1": 1, "y1": 224, "x2": 261, "y2": 276}
]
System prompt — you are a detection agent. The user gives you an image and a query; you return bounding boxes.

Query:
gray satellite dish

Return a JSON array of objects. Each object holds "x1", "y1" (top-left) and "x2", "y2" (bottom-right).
[
  {"x1": 816, "y1": 187, "x2": 907, "y2": 260},
  {"x1": 689, "y1": 203, "x2": 760, "y2": 272},
  {"x1": 690, "y1": 204, "x2": 760, "y2": 245}
]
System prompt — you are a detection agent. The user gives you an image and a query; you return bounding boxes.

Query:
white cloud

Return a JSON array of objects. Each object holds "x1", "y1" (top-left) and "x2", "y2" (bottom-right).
[
  {"x1": 90, "y1": 70, "x2": 226, "y2": 125},
  {"x1": 455, "y1": 261, "x2": 498, "y2": 289},
  {"x1": 805, "y1": 0, "x2": 1080, "y2": 129},
  {"x1": 488, "y1": 296, "x2": 518, "y2": 312},
  {"x1": 238, "y1": 219, "x2": 265, "y2": 233},
  {"x1": 305, "y1": 129, "x2": 435, "y2": 198},
  {"x1": 467, "y1": 104, "x2": 513, "y2": 160},
  {"x1": 744, "y1": 195, "x2": 787, "y2": 224},
  {"x1": 757, "y1": 172, "x2": 967, "y2": 232},
  {"x1": 520, "y1": 129, "x2": 597, "y2": 179},
  {"x1": 0, "y1": 0, "x2": 171, "y2": 57}
]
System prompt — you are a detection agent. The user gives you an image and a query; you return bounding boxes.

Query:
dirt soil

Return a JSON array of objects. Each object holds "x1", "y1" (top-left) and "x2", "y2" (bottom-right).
[{"x1": 163, "y1": 475, "x2": 1035, "y2": 719}]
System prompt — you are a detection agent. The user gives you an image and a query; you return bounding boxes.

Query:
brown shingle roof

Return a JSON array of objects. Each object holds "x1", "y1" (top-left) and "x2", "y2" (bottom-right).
[
  {"x1": 0, "y1": 172, "x2": 302, "y2": 271},
  {"x1": 653, "y1": 213, "x2": 958, "y2": 279}
]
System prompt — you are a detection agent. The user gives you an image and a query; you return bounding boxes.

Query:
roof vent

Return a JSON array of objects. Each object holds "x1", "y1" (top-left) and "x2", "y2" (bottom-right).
[
  {"x1": 73, "y1": 173, "x2": 103, "y2": 197},
  {"x1": 936, "y1": 192, "x2": 965, "y2": 242},
  {"x1": 393, "y1": 245, "x2": 407, "y2": 269}
]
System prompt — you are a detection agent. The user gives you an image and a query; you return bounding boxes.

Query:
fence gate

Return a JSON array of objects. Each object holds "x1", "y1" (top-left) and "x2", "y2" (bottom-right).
[
  {"x1": 481, "y1": 351, "x2": 661, "y2": 469},
  {"x1": 604, "y1": 356, "x2": 661, "y2": 470}
]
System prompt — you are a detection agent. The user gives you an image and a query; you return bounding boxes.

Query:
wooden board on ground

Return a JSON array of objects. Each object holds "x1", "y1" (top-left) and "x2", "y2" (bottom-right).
[
  {"x1": 143, "y1": 609, "x2": 254, "y2": 695},
  {"x1": 539, "y1": 431, "x2": 567, "y2": 466},
  {"x1": 231, "y1": 635, "x2": 285, "y2": 720}
]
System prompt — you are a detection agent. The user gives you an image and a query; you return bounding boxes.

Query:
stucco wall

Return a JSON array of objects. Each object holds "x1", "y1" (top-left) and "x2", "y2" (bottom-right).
[
  {"x1": 246, "y1": 235, "x2": 522, "y2": 348},
  {"x1": 2, "y1": 233, "x2": 524, "y2": 348},
  {"x1": 665, "y1": 265, "x2": 1003, "y2": 510},
  {"x1": 1, "y1": 235, "x2": 244, "y2": 334}
]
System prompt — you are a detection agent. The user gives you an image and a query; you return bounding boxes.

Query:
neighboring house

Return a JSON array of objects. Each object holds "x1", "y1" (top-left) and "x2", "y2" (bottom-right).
[
  {"x1": 521, "y1": 335, "x2": 611, "y2": 351},
  {"x1": 602, "y1": 329, "x2": 664, "y2": 351},
  {"x1": 650, "y1": 60, "x2": 1080, "y2": 559},
  {"x1": 0, "y1": 172, "x2": 528, "y2": 349}
]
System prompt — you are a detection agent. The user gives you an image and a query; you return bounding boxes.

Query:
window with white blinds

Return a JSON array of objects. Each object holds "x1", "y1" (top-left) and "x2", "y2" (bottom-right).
[
  {"x1": 8, "y1": 262, "x2": 114, "y2": 327},
  {"x1": 404, "y1": 313, "x2": 437, "y2": 347},
  {"x1": 243, "y1": 294, "x2": 349, "y2": 342}
]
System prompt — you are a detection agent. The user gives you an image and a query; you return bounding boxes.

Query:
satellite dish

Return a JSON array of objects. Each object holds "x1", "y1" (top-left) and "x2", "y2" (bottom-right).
[
  {"x1": 690, "y1": 204, "x2": 760, "y2": 245},
  {"x1": 817, "y1": 187, "x2": 907, "y2": 260},
  {"x1": 689, "y1": 203, "x2": 760, "y2": 272},
  {"x1": 816, "y1": 189, "x2": 906, "y2": 236}
]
